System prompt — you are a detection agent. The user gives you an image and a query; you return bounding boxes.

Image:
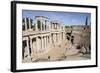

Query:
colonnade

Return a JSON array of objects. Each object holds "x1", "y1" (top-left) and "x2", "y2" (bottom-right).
[
  {"x1": 22, "y1": 31, "x2": 65, "y2": 59},
  {"x1": 23, "y1": 18, "x2": 32, "y2": 30},
  {"x1": 22, "y1": 17, "x2": 64, "y2": 31},
  {"x1": 22, "y1": 16, "x2": 65, "y2": 59},
  {"x1": 23, "y1": 35, "x2": 51, "y2": 58}
]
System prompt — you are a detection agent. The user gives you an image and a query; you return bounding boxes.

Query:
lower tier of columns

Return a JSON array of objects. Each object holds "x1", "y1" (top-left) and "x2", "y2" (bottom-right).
[{"x1": 22, "y1": 32, "x2": 65, "y2": 59}]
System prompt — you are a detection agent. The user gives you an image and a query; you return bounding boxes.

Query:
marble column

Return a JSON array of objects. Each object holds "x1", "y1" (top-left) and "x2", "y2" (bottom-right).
[
  {"x1": 38, "y1": 38, "x2": 41, "y2": 52},
  {"x1": 57, "y1": 33, "x2": 58, "y2": 45},
  {"x1": 48, "y1": 22, "x2": 51, "y2": 31},
  {"x1": 30, "y1": 38, "x2": 33, "y2": 55},
  {"x1": 49, "y1": 35, "x2": 51, "y2": 45},
  {"x1": 41, "y1": 37, "x2": 44, "y2": 51},
  {"x1": 43, "y1": 37, "x2": 45, "y2": 51},
  {"x1": 28, "y1": 18, "x2": 31, "y2": 30},
  {"x1": 47, "y1": 21, "x2": 49, "y2": 31},
  {"x1": 26, "y1": 38, "x2": 30, "y2": 57},
  {"x1": 44, "y1": 37, "x2": 46, "y2": 50},
  {"x1": 45, "y1": 20, "x2": 47, "y2": 30},
  {"x1": 59, "y1": 33, "x2": 61, "y2": 41},
  {"x1": 35, "y1": 20, "x2": 38, "y2": 31},
  {"x1": 45, "y1": 36, "x2": 46, "y2": 49},
  {"x1": 41, "y1": 20, "x2": 42, "y2": 31},
  {"x1": 25, "y1": 18, "x2": 27, "y2": 30},
  {"x1": 40, "y1": 37, "x2": 42, "y2": 52},
  {"x1": 54, "y1": 34, "x2": 55, "y2": 44},
  {"x1": 36, "y1": 37, "x2": 38, "y2": 53},
  {"x1": 57, "y1": 34, "x2": 59, "y2": 42},
  {"x1": 56, "y1": 33, "x2": 57, "y2": 42},
  {"x1": 47, "y1": 36, "x2": 48, "y2": 48},
  {"x1": 43, "y1": 21, "x2": 45, "y2": 31}
]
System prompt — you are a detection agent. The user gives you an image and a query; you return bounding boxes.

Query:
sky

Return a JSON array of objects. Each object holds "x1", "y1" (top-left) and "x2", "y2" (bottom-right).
[{"x1": 22, "y1": 10, "x2": 91, "y2": 26}]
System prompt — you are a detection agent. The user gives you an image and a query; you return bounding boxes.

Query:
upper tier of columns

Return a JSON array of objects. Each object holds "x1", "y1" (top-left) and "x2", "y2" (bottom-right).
[
  {"x1": 34, "y1": 19, "x2": 49, "y2": 31},
  {"x1": 23, "y1": 18, "x2": 32, "y2": 31},
  {"x1": 23, "y1": 17, "x2": 65, "y2": 32}
]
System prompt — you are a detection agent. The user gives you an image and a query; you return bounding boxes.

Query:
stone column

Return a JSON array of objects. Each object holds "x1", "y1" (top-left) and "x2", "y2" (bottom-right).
[
  {"x1": 45, "y1": 21, "x2": 46, "y2": 31},
  {"x1": 45, "y1": 37, "x2": 46, "y2": 49},
  {"x1": 55, "y1": 23, "x2": 57, "y2": 28},
  {"x1": 30, "y1": 38, "x2": 33, "y2": 55},
  {"x1": 46, "y1": 36, "x2": 47, "y2": 48},
  {"x1": 38, "y1": 38, "x2": 41, "y2": 52},
  {"x1": 57, "y1": 24, "x2": 58, "y2": 29},
  {"x1": 26, "y1": 38, "x2": 30, "y2": 57},
  {"x1": 41, "y1": 37, "x2": 42, "y2": 52},
  {"x1": 47, "y1": 36, "x2": 48, "y2": 48},
  {"x1": 35, "y1": 20, "x2": 38, "y2": 31},
  {"x1": 48, "y1": 22, "x2": 51, "y2": 31},
  {"x1": 44, "y1": 37, "x2": 45, "y2": 50},
  {"x1": 54, "y1": 34, "x2": 55, "y2": 46},
  {"x1": 54, "y1": 24, "x2": 55, "y2": 29},
  {"x1": 50, "y1": 35, "x2": 51, "y2": 44},
  {"x1": 47, "y1": 36, "x2": 49, "y2": 47},
  {"x1": 57, "y1": 33, "x2": 59, "y2": 44},
  {"x1": 52, "y1": 23, "x2": 53, "y2": 31},
  {"x1": 56, "y1": 34, "x2": 57, "y2": 45},
  {"x1": 28, "y1": 18, "x2": 31, "y2": 30},
  {"x1": 45, "y1": 36, "x2": 47, "y2": 50},
  {"x1": 45, "y1": 20, "x2": 47, "y2": 31},
  {"x1": 25, "y1": 18, "x2": 27, "y2": 30},
  {"x1": 59, "y1": 33, "x2": 61, "y2": 41},
  {"x1": 47, "y1": 21, "x2": 49, "y2": 31},
  {"x1": 33, "y1": 38, "x2": 38, "y2": 54},
  {"x1": 41, "y1": 37, "x2": 44, "y2": 51},
  {"x1": 36, "y1": 37, "x2": 39, "y2": 53},
  {"x1": 42, "y1": 21, "x2": 45, "y2": 31},
  {"x1": 56, "y1": 34, "x2": 58, "y2": 43},
  {"x1": 57, "y1": 33, "x2": 59, "y2": 45},
  {"x1": 40, "y1": 20, "x2": 42, "y2": 31},
  {"x1": 43, "y1": 37, "x2": 45, "y2": 51}
]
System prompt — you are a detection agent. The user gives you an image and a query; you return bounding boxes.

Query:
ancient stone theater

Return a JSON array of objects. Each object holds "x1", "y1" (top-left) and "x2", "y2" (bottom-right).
[{"x1": 22, "y1": 16, "x2": 65, "y2": 62}]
